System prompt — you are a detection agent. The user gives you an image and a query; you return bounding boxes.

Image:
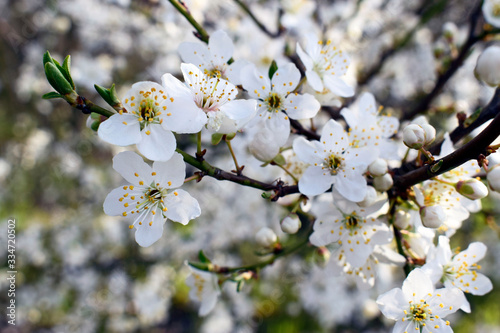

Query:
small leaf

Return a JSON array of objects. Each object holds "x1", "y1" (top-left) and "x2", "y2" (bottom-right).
[
  {"x1": 109, "y1": 84, "x2": 121, "y2": 105},
  {"x1": 44, "y1": 62, "x2": 74, "y2": 95},
  {"x1": 211, "y1": 133, "x2": 224, "y2": 145},
  {"x1": 198, "y1": 250, "x2": 212, "y2": 264},
  {"x1": 464, "y1": 108, "x2": 481, "y2": 128},
  {"x1": 62, "y1": 55, "x2": 75, "y2": 89},
  {"x1": 42, "y1": 92, "x2": 62, "y2": 99},
  {"x1": 268, "y1": 60, "x2": 278, "y2": 80},
  {"x1": 43, "y1": 51, "x2": 55, "y2": 66},
  {"x1": 187, "y1": 261, "x2": 210, "y2": 271}
]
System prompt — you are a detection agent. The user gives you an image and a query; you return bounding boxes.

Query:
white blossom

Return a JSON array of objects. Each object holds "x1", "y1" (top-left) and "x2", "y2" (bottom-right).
[
  {"x1": 103, "y1": 151, "x2": 201, "y2": 247},
  {"x1": 186, "y1": 266, "x2": 221, "y2": 317},
  {"x1": 377, "y1": 268, "x2": 466, "y2": 333}
]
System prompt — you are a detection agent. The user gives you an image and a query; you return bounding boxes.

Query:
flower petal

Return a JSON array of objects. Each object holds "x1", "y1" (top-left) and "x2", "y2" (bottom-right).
[
  {"x1": 241, "y1": 63, "x2": 271, "y2": 99},
  {"x1": 272, "y1": 63, "x2": 301, "y2": 95},
  {"x1": 265, "y1": 111, "x2": 290, "y2": 147},
  {"x1": 161, "y1": 95, "x2": 207, "y2": 133},
  {"x1": 152, "y1": 152, "x2": 186, "y2": 189},
  {"x1": 402, "y1": 269, "x2": 434, "y2": 302},
  {"x1": 161, "y1": 73, "x2": 193, "y2": 99},
  {"x1": 323, "y1": 75, "x2": 354, "y2": 97},
  {"x1": 178, "y1": 42, "x2": 210, "y2": 68},
  {"x1": 319, "y1": 119, "x2": 349, "y2": 155},
  {"x1": 165, "y1": 189, "x2": 201, "y2": 225},
  {"x1": 305, "y1": 69, "x2": 324, "y2": 92},
  {"x1": 137, "y1": 124, "x2": 176, "y2": 161},
  {"x1": 226, "y1": 59, "x2": 250, "y2": 85},
  {"x1": 103, "y1": 186, "x2": 142, "y2": 217},
  {"x1": 376, "y1": 287, "x2": 406, "y2": 321},
  {"x1": 208, "y1": 30, "x2": 234, "y2": 67},
  {"x1": 284, "y1": 93, "x2": 320, "y2": 120},
  {"x1": 292, "y1": 136, "x2": 325, "y2": 164},
  {"x1": 334, "y1": 169, "x2": 368, "y2": 202},
  {"x1": 134, "y1": 209, "x2": 165, "y2": 247},
  {"x1": 98, "y1": 114, "x2": 141, "y2": 146},
  {"x1": 112, "y1": 151, "x2": 153, "y2": 186},
  {"x1": 296, "y1": 42, "x2": 313, "y2": 70},
  {"x1": 298, "y1": 166, "x2": 333, "y2": 196},
  {"x1": 220, "y1": 99, "x2": 257, "y2": 121}
]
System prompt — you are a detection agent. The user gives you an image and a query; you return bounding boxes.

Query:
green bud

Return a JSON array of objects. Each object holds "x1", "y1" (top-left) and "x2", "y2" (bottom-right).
[
  {"x1": 225, "y1": 132, "x2": 236, "y2": 141},
  {"x1": 44, "y1": 62, "x2": 75, "y2": 95},
  {"x1": 187, "y1": 261, "x2": 211, "y2": 272},
  {"x1": 42, "y1": 92, "x2": 62, "y2": 99},
  {"x1": 272, "y1": 154, "x2": 286, "y2": 166},
  {"x1": 90, "y1": 120, "x2": 101, "y2": 132},
  {"x1": 95, "y1": 83, "x2": 121, "y2": 107},
  {"x1": 62, "y1": 55, "x2": 75, "y2": 89}
]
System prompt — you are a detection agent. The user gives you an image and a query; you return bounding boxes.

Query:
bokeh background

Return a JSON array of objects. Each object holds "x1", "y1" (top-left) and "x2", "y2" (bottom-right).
[{"x1": 1, "y1": 0, "x2": 500, "y2": 332}]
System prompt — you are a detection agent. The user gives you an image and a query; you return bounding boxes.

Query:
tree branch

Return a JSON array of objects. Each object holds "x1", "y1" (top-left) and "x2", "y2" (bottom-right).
[
  {"x1": 233, "y1": 0, "x2": 285, "y2": 38},
  {"x1": 167, "y1": 0, "x2": 210, "y2": 43},
  {"x1": 176, "y1": 149, "x2": 299, "y2": 200},
  {"x1": 393, "y1": 95, "x2": 500, "y2": 190}
]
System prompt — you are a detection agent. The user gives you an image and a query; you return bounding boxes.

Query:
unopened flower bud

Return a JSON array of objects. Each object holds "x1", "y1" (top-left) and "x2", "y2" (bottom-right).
[
  {"x1": 442, "y1": 22, "x2": 458, "y2": 42},
  {"x1": 403, "y1": 124, "x2": 426, "y2": 149},
  {"x1": 394, "y1": 210, "x2": 411, "y2": 229},
  {"x1": 249, "y1": 127, "x2": 280, "y2": 162},
  {"x1": 487, "y1": 165, "x2": 500, "y2": 192},
  {"x1": 255, "y1": 227, "x2": 277, "y2": 247},
  {"x1": 280, "y1": 214, "x2": 301, "y2": 234},
  {"x1": 358, "y1": 186, "x2": 377, "y2": 207},
  {"x1": 420, "y1": 205, "x2": 445, "y2": 228},
  {"x1": 475, "y1": 45, "x2": 500, "y2": 87},
  {"x1": 411, "y1": 117, "x2": 436, "y2": 145},
  {"x1": 373, "y1": 173, "x2": 393, "y2": 192},
  {"x1": 456, "y1": 179, "x2": 488, "y2": 200},
  {"x1": 368, "y1": 158, "x2": 388, "y2": 177}
]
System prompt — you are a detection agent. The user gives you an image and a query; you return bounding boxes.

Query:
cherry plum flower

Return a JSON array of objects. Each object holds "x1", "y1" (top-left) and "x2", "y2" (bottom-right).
[
  {"x1": 293, "y1": 119, "x2": 377, "y2": 201},
  {"x1": 377, "y1": 268, "x2": 466, "y2": 333},
  {"x1": 296, "y1": 36, "x2": 354, "y2": 97},
  {"x1": 185, "y1": 265, "x2": 221, "y2": 317},
  {"x1": 162, "y1": 63, "x2": 256, "y2": 134},
  {"x1": 241, "y1": 62, "x2": 321, "y2": 147},
  {"x1": 98, "y1": 81, "x2": 206, "y2": 161},
  {"x1": 103, "y1": 151, "x2": 201, "y2": 247},
  {"x1": 178, "y1": 30, "x2": 248, "y2": 85}
]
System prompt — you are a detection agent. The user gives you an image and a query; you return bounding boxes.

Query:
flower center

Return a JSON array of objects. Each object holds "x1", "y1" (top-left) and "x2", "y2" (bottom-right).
[
  {"x1": 325, "y1": 153, "x2": 343, "y2": 175},
  {"x1": 410, "y1": 303, "x2": 429, "y2": 322},
  {"x1": 266, "y1": 92, "x2": 282, "y2": 110},
  {"x1": 494, "y1": 4, "x2": 500, "y2": 17}
]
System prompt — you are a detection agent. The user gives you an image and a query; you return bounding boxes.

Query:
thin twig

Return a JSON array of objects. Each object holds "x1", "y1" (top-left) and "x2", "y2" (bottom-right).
[
  {"x1": 233, "y1": 0, "x2": 285, "y2": 38},
  {"x1": 167, "y1": 0, "x2": 210, "y2": 43}
]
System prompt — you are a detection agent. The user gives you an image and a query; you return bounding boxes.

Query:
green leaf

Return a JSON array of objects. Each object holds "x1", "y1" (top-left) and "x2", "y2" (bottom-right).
[
  {"x1": 211, "y1": 133, "x2": 224, "y2": 145},
  {"x1": 198, "y1": 250, "x2": 212, "y2": 264},
  {"x1": 95, "y1": 84, "x2": 121, "y2": 107},
  {"x1": 62, "y1": 55, "x2": 75, "y2": 89},
  {"x1": 187, "y1": 261, "x2": 210, "y2": 271},
  {"x1": 44, "y1": 62, "x2": 74, "y2": 95},
  {"x1": 42, "y1": 92, "x2": 62, "y2": 99},
  {"x1": 430, "y1": 160, "x2": 444, "y2": 173},
  {"x1": 109, "y1": 84, "x2": 121, "y2": 105},
  {"x1": 268, "y1": 60, "x2": 278, "y2": 80},
  {"x1": 43, "y1": 51, "x2": 55, "y2": 66}
]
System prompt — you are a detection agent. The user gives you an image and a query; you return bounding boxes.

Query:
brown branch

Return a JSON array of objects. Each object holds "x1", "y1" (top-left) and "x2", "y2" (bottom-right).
[
  {"x1": 233, "y1": 0, "x2": 285, "y2": 38},
  {"x1": 393, "y1": 94, "x2": 500, "y2": 190}
]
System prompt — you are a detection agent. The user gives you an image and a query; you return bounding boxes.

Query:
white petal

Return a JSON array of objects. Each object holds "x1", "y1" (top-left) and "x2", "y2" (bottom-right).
[
  {"x1": 305, "y1": 69, "x2": 324, "y2": 92},
  {"x1": 402, "y1": 268, "x2": 434, "y2": 302},
  {"x1": 334, "y1": 169, "x2": 368, "y2": 202},
  {"x1": 296, "y1": 42, "x2": 313, "y2": 70},
  {"x1": 422, "y1": 319, "x2": 453, "y2": 333},
  {"x1": 376, "y1": 287, "x2": 406, "y2": 321},
  {"x1": 298, "y1": 166, "x2": 333, "y2": 196},
  {"x1": 178, "y1": 42, "x2": 209, "y2": 68},
  {"x1": 161, "y1": 95, "x2": 207, "y2": 133},
  {"x1": 319, "y1": 119, "x2": 349, "y2": 154},
  {"x1": 436, "y1": 235, "x2": 452, "y2": 264},
  {"x1": 449, "y1": 272, "x2": 493, "y2": 295},
  {"x1": 165, "y1": 189, "x2": 201, "y2": 225},
  {"x1": 265, "y1": 111, "x2": 290, "y2": 147},
  {"x1": 323, "y1": 75, "x2": 354, "y2": 97},
  {"x1": 284, "y1": 93, "x2": 320, "y2": 120},
  {"x1": 98, "y1": 114, "x2": 141, "y2": 146},
  {"x1": 137, "y1": 124, "x2": 176, "y2": 161},
  {"x1": 343, "y1": 235, "x2": 374, "y2": 267},
  {"x1": 292, "y1": 136, "x2": 325, "y2": 164},
  {"x1": 112, "y1": 151, "x2": 153, "y2": 186},
  {"x1": 208, "y1": 30, "x2": 234, "y2": 66},
  {"x1": 240, "y1": 63, "x2": 271, "y2": 99},
  {"x1": 134, "y1": 209, "x2": 165, "y2": 247},
  {"x1": 225, "y1": 59, "x2": 250, "y2": 85},
  {"x1": 427, "y1": 287, "x2": 464, "y2": 317},
  {"x1": 378, "y1": 116, "x2": 400, "y2": 138},
  {"x1": 393, "y1": 320, "x2": 418, "y2": 333},
  {"x1": 220, "y1": 99, "x2": 257, "y2": 121},
  {"x1": 452, "y1": 241, "x2": 487, "y2": 265},
  {"x1": 161, "y1": 73, "x2": 193, "y2": 98},
  {"x1": 340, "y1": 107, "x2": 357, "y2": 129},
  {"x1": 103, "y1": 186, "x2": 142, "y2": 217},
  {"x1": 152, "y1": 152, "x2": 186, "y2": 189},
  {"x1": 272, "y1": 63, "x2": 301, "y2": 95},
  {"x1": 358, "y1": 92, "x2": 378, "y2": 116}
]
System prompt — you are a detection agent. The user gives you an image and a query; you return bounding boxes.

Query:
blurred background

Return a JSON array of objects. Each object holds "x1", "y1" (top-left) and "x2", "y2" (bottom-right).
[{"x1": 0, "y1": 0, "x2": 500, "y2": 332}]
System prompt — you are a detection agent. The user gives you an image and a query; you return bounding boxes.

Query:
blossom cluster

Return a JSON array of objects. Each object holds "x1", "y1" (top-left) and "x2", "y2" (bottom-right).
[{"x1": 36, "y1": 0, "x2": 500, "y2": 331}]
